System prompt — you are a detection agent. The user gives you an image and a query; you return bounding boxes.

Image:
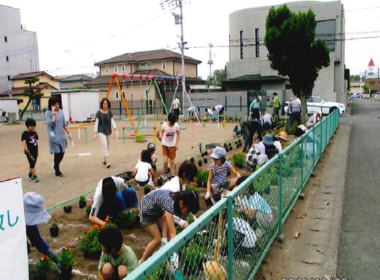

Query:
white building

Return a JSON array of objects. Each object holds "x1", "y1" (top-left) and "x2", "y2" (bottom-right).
[
  {"x1": 0, "y1": 5, "x2": 39, "y2": 94},
  {"x1": 226, "y1": 1, "x2": 347, "y2": 105}
]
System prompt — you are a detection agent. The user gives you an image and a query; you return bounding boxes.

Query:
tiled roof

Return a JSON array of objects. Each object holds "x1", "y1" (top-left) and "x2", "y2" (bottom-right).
[
  {"x1": 59, "y1": 75, "x2": 93, "y2": 82},
  {"x1": 0, "y1": 83, "x2": 58, "y2": 96},
  {"x1": 95, "y1": 49, "x2": 202, "y2": 66},
  {"x1": 11, "y1": 71, "x2": 55, "y2": 81}
]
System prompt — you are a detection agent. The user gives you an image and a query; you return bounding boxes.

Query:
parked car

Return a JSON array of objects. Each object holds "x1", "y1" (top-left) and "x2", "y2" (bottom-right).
[
  {"x1": 284, "y1": 96, "x2": 345, "y2": 115},
  {"x1": 350, "y1": 93, "x2": 362, "y2": 99}
]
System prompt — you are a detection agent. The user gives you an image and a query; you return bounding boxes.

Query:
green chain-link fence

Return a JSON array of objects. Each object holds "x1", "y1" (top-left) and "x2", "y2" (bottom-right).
[{"x1": 126, "y1": 109, "x2": 339, "y2": 280}]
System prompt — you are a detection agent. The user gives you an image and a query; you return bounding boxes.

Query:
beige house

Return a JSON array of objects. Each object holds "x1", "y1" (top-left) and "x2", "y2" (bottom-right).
[
  {"x1": 0, "y1": 71, "x2": 59, "y2": 111},
  {"x1": 87, "y1": 49, "x2": 204, "y2": 113}
]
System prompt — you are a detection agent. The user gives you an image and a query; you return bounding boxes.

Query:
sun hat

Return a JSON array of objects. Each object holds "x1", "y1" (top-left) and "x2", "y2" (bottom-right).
[
  {"x1": 277, "y1": 131, "x2": 288, "y2": 141},
  {"x1": 147, "y1": 142, "x2": 156, "y2": 151},
  {"x1": 211, "y1": 147, "x2": 227, "y2": 159},
  {"x1": 262, "y1": 134, "x2": 274, "y2": 146},
  {"x1": 23, "y1": 192, "x2": 51, "y2": 226}
]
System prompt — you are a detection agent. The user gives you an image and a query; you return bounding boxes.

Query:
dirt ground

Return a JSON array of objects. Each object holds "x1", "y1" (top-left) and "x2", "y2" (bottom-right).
[{"x1": 0, "y1": 119, "x2": 238, "y2": 208}]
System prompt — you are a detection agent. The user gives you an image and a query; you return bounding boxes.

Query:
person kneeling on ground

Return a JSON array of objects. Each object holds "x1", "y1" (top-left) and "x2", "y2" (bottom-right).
[
  {"x1": 245, "y1": 145, "x2": 269, "y2": 171},
  {"x1": 234, "y1": 177, "x2": 274, "y2": 238},
  {"x1": 306, "y1": 111, "x2": 322, "y2": 128},
  {"x1": 139, "y1": 190, "x2": 199, "y2": 263},
  {"x1": 239, "y1": 116, "x2": 251, "y2": 152},
  {"x1": 205, "y1": 147, "x2": 241, "y2": 202},
  {"x1": 89, "y1": 177, "x2": 138, "y2": 226},
  {"x1": 160, "y1": 160, "x2": 198, "y2": 229},
  {"x1": 24, "y1": 192, "x2": 60, "y2": 264},
  {"x1": 98, "y1": 226, "x2": 139, "y2": 280},
  {"x1": 256, "y1": 134, "x2": 279, "y2": 159},
  {"x1": 262, "y1": 112, "x2": 274, "y2": 131},
  {"x1": 134, "y1": 150, "x2": 155, "y2": 187}
]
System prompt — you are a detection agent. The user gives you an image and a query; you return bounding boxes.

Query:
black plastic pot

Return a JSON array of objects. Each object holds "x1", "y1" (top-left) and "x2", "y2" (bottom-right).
[
  {"x1": 157, "y1": 178, "x2": 163, "y2": 187},
  {"x1": 60, "y1": 266, "x2": 72, "y2": 280},
  {"x1": 63, "y1": 206, "x2": 72, "y2": 213},
  {"x1": 205, "y1": 197, "x2": 213, "y2": 206},
  {"x1": 198, "y1": 162, "x2": 203, "y2": 167},
  {"x1": 50, "y1": 227, "x2": 59, "y2": 237},
  {"x1": 144, "y1": 187, "x2": 151, "y2": 195},
  {"x1": 79, "y1": 201, "x2": 86, "y2": 209},
  {"x1": 227, "y1": 171, "x2": 231, "y2": 176},
  {"x1": 190, "y1": 158, "x2": 195, "y2": 163},
  {"x1": 203, "y1": 158, "x2": 208, "y2": 164}
]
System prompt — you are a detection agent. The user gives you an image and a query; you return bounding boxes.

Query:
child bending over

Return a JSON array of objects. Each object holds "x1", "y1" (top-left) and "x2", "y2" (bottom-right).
[{"x1": 134, "y1": 150, "x2": 155, "y2": 186}]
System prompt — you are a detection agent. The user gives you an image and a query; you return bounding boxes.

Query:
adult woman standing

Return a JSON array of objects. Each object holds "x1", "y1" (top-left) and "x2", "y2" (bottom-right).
[
  {"x1": 45, "y1": 97, "x2": 72, "y2": 177},
  {"x1": 94, "y1": 98, "x2": 118, "y2": 168}
]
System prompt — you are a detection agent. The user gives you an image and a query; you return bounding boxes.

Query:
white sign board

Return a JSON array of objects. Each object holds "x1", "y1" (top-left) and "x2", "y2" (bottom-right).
[{"x1": 0, "y1": 178, "x2": 28, "y2": 279}]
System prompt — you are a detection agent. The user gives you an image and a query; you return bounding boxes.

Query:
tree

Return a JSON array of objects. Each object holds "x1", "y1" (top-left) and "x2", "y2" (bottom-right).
[
  {"x1": 206, "y1": 69, "x2": 227, "y2": 87},
  {"x1": 70, "y1": 85, "x2": 89, "y2": 90},
  {"x1": 265, "y1": 5, "x2": 330, "y2": 123},
  {"x1": 350, "y1": 75, "x2": 361, "y2": 82},
  {"x1": 19, "y1": 78, "x2": 44, "y2": 120}
]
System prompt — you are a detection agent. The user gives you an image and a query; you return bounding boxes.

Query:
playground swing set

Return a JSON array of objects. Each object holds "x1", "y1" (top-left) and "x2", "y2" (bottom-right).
[{"x1": 104, "y1": 73, "x2": 185, "y2": 144}]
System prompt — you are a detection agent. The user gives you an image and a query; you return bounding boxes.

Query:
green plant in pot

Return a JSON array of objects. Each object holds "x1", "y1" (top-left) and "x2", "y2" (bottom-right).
[
  {"x1": 49, "y1": 222, "x2": 59, "y2": 237},
  {"x1": 59, "y1": 246, "x2": 75, "y2": 280},
  {"x1": 144, "y1": 184, "x2": 152, "y2": 195},
  {"x1": 35, "y1": 255, "x2": 53, "y2": 280},
  {"x1": 194, "y1": 169, "x2": 204, "y2": 187},
  {"x1": 232, "y1": 153, "x2": 245, "y2": 168},
  {"x1": 63, "y1": 205, "x2": 72, "y2": 213},
  {"x1": 182, "y1": 241, "x2": 205, "y2": 275},
  {"x1": 190, "y1": 157, "x2": 195, "y2": 163},
  {"x1": 116, "y1": 210, "x2": 136, "y2": 229},
  {"x1": 78, "y1": 226, "x2": 102, "y2": 259},
  {"x1": 79, "y1": 195, "x2": 86, "y2": 208},
  {"x1": 157, "y1": 177, "x2": 164, "y2": 187},
  {"x1": 198, "y1": 159, "x2": 203, "y2": 167},
  {"x1": 85, "y1": 204, "x2": 91, "y2": 217},
  {"x1": 186, "y1": 184, "x2": 199, "y2": 193},
  {"x1": 203, "y1": 157, "x2": 208, "y2": 164}
]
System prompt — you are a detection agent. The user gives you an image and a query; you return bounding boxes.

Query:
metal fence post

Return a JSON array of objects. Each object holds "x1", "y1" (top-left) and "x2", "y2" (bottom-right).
[
  {"x1": 278, "y1": 154, "x2": 284, "y2": 235},
  {"x1": 313, "y1": 129, "x2": 316, "y2": 168},
  {"x1": 300, "y1": 136, "x2": 305, "y2": 189},
  {"x1": 325, "y1": 115, "x2": 328, "y2": 148},
  {"x1": 84, "y1": 127, "x2": 88, "y2": 143},
  {"x1": 320, "y1": 121, "x2": 323, "y2": 157},
  {"x1": 123, "y1": 128, "x2": 126, "y2": 145},
  {"x1": 227, "y1": 197, "x2": 234, "y2": 280}
]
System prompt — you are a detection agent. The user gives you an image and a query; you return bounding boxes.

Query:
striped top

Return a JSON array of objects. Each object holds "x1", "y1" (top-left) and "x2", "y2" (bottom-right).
[
  {"x1": 141, "y1": 189, "x2": 175, "y2": 216},
  {"x1": 209, "y1": 162, "x2": 231, "y2": 186}
]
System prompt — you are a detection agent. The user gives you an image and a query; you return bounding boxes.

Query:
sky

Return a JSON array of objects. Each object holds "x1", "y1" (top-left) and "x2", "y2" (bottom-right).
[{"x1": 2, "y1": 0, "x2": 380, "y2": 78}]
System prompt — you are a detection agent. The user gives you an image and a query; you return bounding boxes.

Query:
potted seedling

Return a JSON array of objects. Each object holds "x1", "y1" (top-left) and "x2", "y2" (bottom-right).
[
  {"x1": 49, "y1": 222, "x2": 59, "y2": 237},
  {"x1": 203, "y1": 157, "x2": 208, "y2": 164},
  {"x1": 144, "y1": 184, "x2": 152, "y2": 195},
  {"x1": 198, "y1": 159, "x2": 203, "y2": 167},
  {"x1": 157, "y1": 177, "x2": 164, "y2": 187},
  {"x1": 195, "y1": 169, "x2": 204, "y2": 188},
  {"x1": 35, "y1": 255, "x2": 53, "y2": 280},
  {"x1": 78, "y1": 226, "x2": 102, "y2": 259},
  {"x1": 59, "y1": 245, "x2": 74, "y2": 280},
  {"x1": 117, "y1": 210, "x2": 136, "y2": 229},
  {"x1": 151, "y1": 163, "x2": 157, "y2": 172},
  {"x1": 85, "y1": 204, "x2": 92, "y2": 217},
  {"x1": 63, "y1": 205, "x2": 72, "y2": 213},
  {"x1": 190, "y1": 157, "x2": 195, "y2": 163},
  {"x1": 79, "y1": 195, "x2": 86, "y2": 208}
]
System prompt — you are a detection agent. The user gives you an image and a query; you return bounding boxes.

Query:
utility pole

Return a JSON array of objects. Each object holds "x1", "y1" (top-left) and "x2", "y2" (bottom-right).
[
  {"x1": 208, "y1": 43, "x2": 213, "y2": 92},
  {"x1": 178, "y1": 0, "x2": 186, "y2": 112}
]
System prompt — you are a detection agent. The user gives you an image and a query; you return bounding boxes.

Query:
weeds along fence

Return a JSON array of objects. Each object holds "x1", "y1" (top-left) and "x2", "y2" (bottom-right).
[{"x1": 125, "y1": 109, "x2": 340, "y2": 280}]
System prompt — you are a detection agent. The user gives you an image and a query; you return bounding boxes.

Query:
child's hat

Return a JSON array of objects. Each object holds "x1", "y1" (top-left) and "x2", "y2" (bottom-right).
[
  {"x1": 147, "y1": 143, "x2": 156, "y2": 151},
  {"x1": 262, "y1": 134, "x2": 274, "y2": 146},
  {"x1": 211, "y1": 147, "x2": 227, "y2": 159},
  {"x1": 23, "y1": 192, "x2": 51, "y2": 226}
]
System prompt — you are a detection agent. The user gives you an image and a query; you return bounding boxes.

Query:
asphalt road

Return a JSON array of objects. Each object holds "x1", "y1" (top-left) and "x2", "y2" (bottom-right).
[{"x1": 337, "y1": 99, "x2": 380, "y2": 279}]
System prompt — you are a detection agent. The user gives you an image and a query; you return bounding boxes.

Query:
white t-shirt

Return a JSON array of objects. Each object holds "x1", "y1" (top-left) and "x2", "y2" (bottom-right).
[
  {"x1": 227, "y1": 218, "x2": 257, "y2": 248},
  {"x1": 206, "y1": 109, "x2": 214, "y2": 115},
  {"x1": 188, "y1": 106, "x2": 198, "y2": 113},
  {"x1": 172, "y1": 98, "x2": 180, "y2": 109},
  {"x1": 160, "y1": 177, "x2": 185, "y2": 193},
  {"x1": 263, "y1": 114, "x2": 273, "y2": 125},
  {"x1": 135, "y1": 161, "x2": 152, "y2": 182},
  {"x1": 256, "y1": 142, "x2": 266, "y2": 156},
  {"x1": 214, "y1": 105, "x2": 223, "y2": 112},
  {"x1": 162, "y1": 122, "x2": 180, "y2": 147},
  {"x1": 273, "y1": 141, "x2": 282, "y2": 152},
  {"x1": 90, "y1": 177, "x2": 125, "y2": 218}
]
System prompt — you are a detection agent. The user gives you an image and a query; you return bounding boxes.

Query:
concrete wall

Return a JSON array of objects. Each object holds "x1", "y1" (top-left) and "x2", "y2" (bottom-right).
[
  {"x1": 0, "y1": 5, "x2": 39, "y2": 93},
  {"x1": 227, "y1": 1, "x2": 346, "y2": 105}
]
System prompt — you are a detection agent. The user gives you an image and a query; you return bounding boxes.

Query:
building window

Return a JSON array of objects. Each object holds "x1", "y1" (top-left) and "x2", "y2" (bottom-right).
[
  {"x1": 255, "y1": 28, "x2": 260, "y2": 58},
  {"x1": 162, "y1": 61, "x2": 166, "y2": 70},
  {"x1": 140, "y1": 63, "x2": 146, "y2": 68},
  {"x1": 114, "y1": 65, "x2": 118, "y2": 72},
  {"x1": 146, "y1": 61, "x2": 152, "y2": 67},
  {"x1": 122, "y1": 64, "x2": 126, "y2": 72},
  {"x1": 105, "y1": 66, "x2": 109, "y2": 74},
  {"x1": 115, "y1": 91, "x2": 119, "y2": 100},
  {"x1": 122, "y1": 90, "x2": 125, "y2": 99},
  {"x1": 6, "y1": 56, "x2": 9, "y2": 62},
  {"x1": 240, "y1": 31, "x2": 243, "y2": 59},
  {"x1": 7, "y1": 75, "x2": 10, "y2": 81},
  {"x1": 4, "y1": 37, "x2": 7, "y2": 43}
]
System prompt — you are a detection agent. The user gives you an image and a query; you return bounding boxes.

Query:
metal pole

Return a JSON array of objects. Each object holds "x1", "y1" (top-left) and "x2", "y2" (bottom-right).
[
  {"x1": 179, "y1": 0, "x2": 186, "y2": 114},
  {"x1": 278, "y1": 155, "x2": 284, "y2": 234},
  {"x1": 227, "y1": 197, "x2": 233, "y2": 280},
  {"x1": 313, "y1": 128, "x2": 316, "y2": 168}
]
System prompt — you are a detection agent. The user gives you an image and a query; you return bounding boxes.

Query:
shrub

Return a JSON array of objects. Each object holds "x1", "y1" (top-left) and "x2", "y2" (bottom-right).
[
  {"x1": 182, "y1": 241, "x2": 205, "y2": 275},
  {"x1": 232, "y1": 153, "x2": 245, "y2": 168},
  {"x1": 117, "y1": 210, "x2": 136, "y2": 229},
  {"x1": 287, "y1": 121, "x2": 298, "y2": 135}
]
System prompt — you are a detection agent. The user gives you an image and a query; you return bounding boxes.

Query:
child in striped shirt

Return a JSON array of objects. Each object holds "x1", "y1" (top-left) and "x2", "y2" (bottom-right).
[
  {"x1": 139, "y1": 190, "x2": 199, "y2": 263},
  {"x1": 205, "y1": 147, "x2": 241, "y2": 202}
]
